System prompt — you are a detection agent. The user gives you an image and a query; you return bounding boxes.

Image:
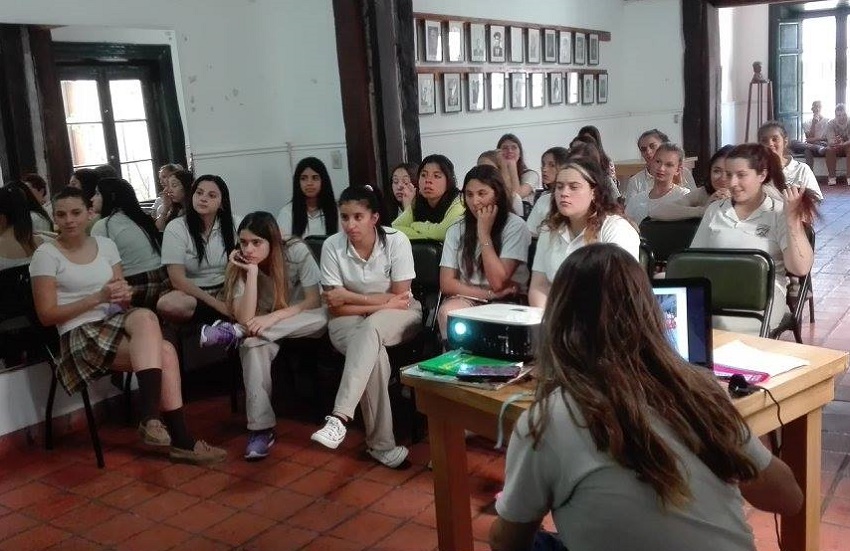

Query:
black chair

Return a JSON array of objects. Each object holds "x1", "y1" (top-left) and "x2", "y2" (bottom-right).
[
  {"x1": 638, "y1": 238, "x2": 655, "y2": 279},
  {"x1": 303, "y1": 235, "x2": 328, "y2": 263},
  {"x1": 639, "y1": 217, "x2": 702, "y2": 268},
  {"x1": 770, "y1": 224, "x2": 816, "y2": 343},
  {"x1": 667, "y1": 248, "x2": 776, "y2": 338}
]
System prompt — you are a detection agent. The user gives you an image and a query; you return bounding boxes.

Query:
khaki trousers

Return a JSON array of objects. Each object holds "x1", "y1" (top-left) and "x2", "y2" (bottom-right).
[{"x1": 329, "y1": 302, "x2": 422, "y2": 450}]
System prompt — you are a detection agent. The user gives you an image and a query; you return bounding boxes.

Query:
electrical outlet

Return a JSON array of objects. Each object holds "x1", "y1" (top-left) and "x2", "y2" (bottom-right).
[
  {"x1": 673, "y1": 113, "x2": 680, "y2": 124},
  {"x1": 331, "y1": 150, "x2": 343, "y2": 169}
]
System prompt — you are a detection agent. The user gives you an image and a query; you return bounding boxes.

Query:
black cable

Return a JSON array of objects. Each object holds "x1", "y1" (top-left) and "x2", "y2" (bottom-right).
[{"x1": 753, "y1": 384, "x2": 785, "y2": 551}]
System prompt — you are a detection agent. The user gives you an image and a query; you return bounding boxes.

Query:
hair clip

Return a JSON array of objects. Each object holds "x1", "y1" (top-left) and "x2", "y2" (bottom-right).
[{"x1": 363, "y1": 184, "x2": 374, "y2": 191}]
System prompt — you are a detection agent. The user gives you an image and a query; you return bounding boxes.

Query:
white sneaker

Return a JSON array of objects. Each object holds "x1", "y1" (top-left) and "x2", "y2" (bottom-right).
[
  {"x1": 828, "y1": 177, "x2": 837, "y2": 186},
  {"x1": 311, "y1": 416, "x2": 347, "y2": 449},
  {"x1": 368, "y1": 446, "x2": 409, "y2": 468}
]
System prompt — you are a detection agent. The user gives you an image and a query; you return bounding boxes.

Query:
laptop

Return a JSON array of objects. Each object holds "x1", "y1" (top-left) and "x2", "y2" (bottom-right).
[{"x1": 651, "y1": 278, "x2": 713, "y2": 367}]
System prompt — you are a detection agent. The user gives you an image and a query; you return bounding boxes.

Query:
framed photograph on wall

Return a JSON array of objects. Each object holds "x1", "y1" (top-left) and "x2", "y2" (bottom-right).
[
  {"x1": 418, "y1": 73, "x2": 436, "y2": 114},
  {"x1": 582, "y1": 73, "x2": 594, "y2": 105},
  {"x1": 510, "y1": 72, "x2": 527, "y2": 108},
  {"x1": 469, "y1": 23, "x2": 486, "y2": 62},
  {"x1": 549, "y1": 72, "x2": 563, "y2": 104},
  {"x1": 447, "y1": 21, "x2": 464, "y2": 62},
  {"x1": 530, "y1": 73, "x2": 545, "y2": 107},
  {"x1": 544, "y1": 29, "x2": 557, "y2": 63},
  {"x1": 559, "y1": 31, "x2": 572, "y2": 64},
  {"x1": 574, "y1": 33, "x2": 586, "y2": 65},
  {"x1": 566, "y1": 72, "x2": 579, "y2": 104},
  {"x1": 597, "y1": 73, "x2": 608, "y2": 104},
  {"x1": 443, "y1": 73, "x2": 462, "y2": 112},
  {"x1": 527, "y1": 28, "x2": 541, "y2": 63},
  {"x1": 509, "y1": 26, "x2": 523, "y2": 63},
  {"x1": 490, "y1": 25, "x2": 506, "y2": 63},
  {"x1": 468, "y1": 73, "x2": 485, "y2": 111},
  {"x1": 588, "y1": 33, "x2": 599, "y2": 66},
  {"x1": 490, "y1": 72, "x2": 506, "y2": 111},
  {"x1": 424, "y1": 20, "x2": 442, "y2": 62}
]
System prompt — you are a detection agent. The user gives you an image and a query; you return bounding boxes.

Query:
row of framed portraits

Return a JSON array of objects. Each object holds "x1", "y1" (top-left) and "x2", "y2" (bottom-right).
[
  {"x1": 416, "y1": 19, "x2": 601, "y2": 66},
  {"x1": 417, "y1": 72, "x2": 608, "y2": 115}
]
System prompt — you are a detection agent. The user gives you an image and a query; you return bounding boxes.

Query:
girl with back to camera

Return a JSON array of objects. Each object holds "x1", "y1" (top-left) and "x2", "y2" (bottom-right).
[
  {"x1": 92, "y1": 178, "x2": 170, "y2": 309},
  {"x1": 392, "y1": 154, "x2": 464, "y2": 241},
  {"x1": 157, "y1": 175, "x2": 237, "y2": 323},
  {"x1": 0, "y1": 185, "x2": 45, "y2": 270},
  {"x1": 198, "y1": 212, "x2": 327, "y2": 461},
  {"x1": 490, "y1": 243, "x2": 802, "y2": 551},
  {"x1": 311, "y1": 185, "x2": 421, "y2": 468},
  {"x1": 276, "y1": 157, "x2": 339, "y2": 238},
  {"x1": 30, "y1": 187, "x2": 226, "y2": 464},
  {"x1": 5, "y1": 181, "x2": 53, "y2": 235},
  {"x1": 437, "y1": 165, "x2": 531, "y2": 340},
  {"x1": 690, "y1": 143, "x2": 816, "y2": 334},
  {"x1": 528, "y1": 157, "x2": 639, "y2": 308}
]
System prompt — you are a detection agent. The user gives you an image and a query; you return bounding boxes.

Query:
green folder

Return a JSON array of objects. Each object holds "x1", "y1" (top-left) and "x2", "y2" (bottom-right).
[{"x1": 417, "y1": 350, "x2": 520, "y2": 376}]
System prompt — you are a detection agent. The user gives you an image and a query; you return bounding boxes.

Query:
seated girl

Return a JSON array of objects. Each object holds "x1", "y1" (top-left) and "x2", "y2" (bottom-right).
[
  {"x1": 758, "y1": 120, "x2": 824, "y2": 201},
  {"x1": 92, "y1": 178, "x2": 170, "y2": 310},
  {"x1": 22, "y1": 173, "x2": 53, "y2": 220},
  {"x1": 0, "y1": 186, "x2": 45, "y2": 270},
  {"x1": 387, "y1": 162, "x2": 418, "y2": 220},
  {"x1": 568, "y1": 136, "x2": 621, "y2": 199},
  {"x1": 155, "y1": 169, "x2": 192, "y2": 232},
  {"x1": 690, "y1": 143, "x2": 816, "y2": 334},
  {"x1": 497, "y1": 134, "x2": 540, "y2": 201},
  {"x1": 650, "y1": 145, "x2": 734, "y2": 221},
  {"x1": 623, "y1": 129, "x2": 697, "y2": 202},
  {"x1": 527, "y1": 146, "x2": 577, "y2": 236},
  {"x1": 478, "y1": 150, "x2": 524, "y2": 217},
  {"x1": 276, "y1": 157, "x2": 339, "y2": 238},
  {"x1": 157, "y1": 175, "x2": 237, "y2": 324},
  {"x1": 30, "y1": 187, "x2": 225, "y2": 464},
  {"x1": 576, "y1": 125, "x2": 617, "y2": 184},
  {"x1": 392, "y1": 154, "x2": 464, "y2": 241},
  {"x1": 624, "y1": 142, "x2": 691, "y2": 223},
  {"x1": 6, "y1": 181, "x2": 53, "y2": 235},
  {"x1": 528, "y1": 158, "x2": 639, "y2": 308},
  {"x1": 151, "y1": 163, "x2": 184, "y2": 222},
  {"x1": 198, "y1": 212, "x2": 327, "y2": 461},
  {"x1": 490, "y1": 244, "x2": 802, "y2": 551},
  {"x1": 437, "y1": 165, "x2": 532, "y2": 340},
  {"x1": 311, "y1": 185, "x2": 422, "y2": 468}
]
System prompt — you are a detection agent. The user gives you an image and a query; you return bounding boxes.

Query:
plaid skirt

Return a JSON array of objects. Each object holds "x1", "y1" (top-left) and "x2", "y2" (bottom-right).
[
  {"x1": 57, "y1": 311, "x2": 133, "y2": 395},
  {"x1": 127, "y1": 267, "x2": 171, "y2": 310}
]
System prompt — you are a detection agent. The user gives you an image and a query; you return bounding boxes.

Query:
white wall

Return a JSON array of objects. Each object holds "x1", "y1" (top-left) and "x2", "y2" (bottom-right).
[
  {"x1": 1, "y1": 0, "x2": 349, "y2": 216},
  {"x1": 413, "y1": 0, "x2": 687, "y2": 178},
  {"x1": 719, "y1": 5, "x2": 770, "y2": 145}
]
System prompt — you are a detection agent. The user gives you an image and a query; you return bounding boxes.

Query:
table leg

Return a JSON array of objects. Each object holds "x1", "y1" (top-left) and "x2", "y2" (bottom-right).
[
  {"x1": 429, "y1": 413, "x2": 473, "y2": 551},
  {"x1": 780, "y1": 408, "x2": 822, "y2": 551}
]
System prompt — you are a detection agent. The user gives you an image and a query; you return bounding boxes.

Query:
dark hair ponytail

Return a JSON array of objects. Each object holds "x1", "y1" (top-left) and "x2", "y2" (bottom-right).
[
  {"x1": 339, "y1": 184, "x2": 388, "y2": 246},
  {"x1": 97, "y1": 177, "x2": 162, "y2": 252}
]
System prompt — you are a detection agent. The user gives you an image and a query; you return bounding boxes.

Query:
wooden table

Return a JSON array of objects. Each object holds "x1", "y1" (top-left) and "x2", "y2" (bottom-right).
[
  {"x1": 401, "y1": 331, "x2": 848, "y2": 551},
  {"x1": 615, "y1": 156, "x2": 698, "y2": 182}
]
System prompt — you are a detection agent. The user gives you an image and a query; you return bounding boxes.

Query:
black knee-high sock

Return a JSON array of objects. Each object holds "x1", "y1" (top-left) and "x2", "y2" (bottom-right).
[
  {"x1": 134, "y1": 369, "x2": 162, "y2": 424},
  {"x1": 162, "y1": 407, "x2": 195, "y2": 450}
]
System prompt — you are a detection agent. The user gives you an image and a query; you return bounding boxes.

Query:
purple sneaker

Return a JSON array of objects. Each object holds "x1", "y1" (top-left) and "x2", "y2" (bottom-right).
[
  {"x1": 244, "y1": 430, "x2": 275, "y2": 461},
  {"x1": 199, "y1": 321, "x2": 245, "y2": 348}
]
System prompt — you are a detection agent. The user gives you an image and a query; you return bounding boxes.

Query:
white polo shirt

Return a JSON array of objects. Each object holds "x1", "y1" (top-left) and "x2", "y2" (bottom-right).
[
  {"x1": 276, "y1": 203, "x2": 333, "y2": 238},
  {"x1": 626, "y1": 185, "x2": 690, "y2": 223},
  {"x1": 321, "y1": 228, "x2": 416, "y2": 294},
  {"x1": 440, "y1": 213, "x2": 532, "y2": 290},
  {"x1": 624, "y1": 167, "x2": 698, "y2": 204},
  {"x1": 783, "y1": 159, "x2": 823, "y2": 201},
  {"x1": 533, "y1": 215, "x2": 640, "y2": 283},
  {"x1": 91, "y1": 212, "x2": 162, "y2": 277},
  {"x1": 526, "y1": 192, "x2": 551, "y2": 237},
  {"x1": 233, "y1": 239, "x2": 321, "y2": 314},
  {"x1": 521, "y1": 169, "x2": 541, "y2": 191},
  {"x1": 690, "y1": 195, "x2": 790, "y2": 322},
  {"x1": 161, "y1": 216, "x2": 231, "y2": 288}
]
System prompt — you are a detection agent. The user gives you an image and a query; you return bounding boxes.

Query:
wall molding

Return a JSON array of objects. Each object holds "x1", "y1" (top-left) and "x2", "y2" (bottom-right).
[
  {"x1": 193, "y1": 141, "x2": 346, "y2": 161},
  {"x1": 420, "y1": 108, "x2": 683, "y2": 138}
]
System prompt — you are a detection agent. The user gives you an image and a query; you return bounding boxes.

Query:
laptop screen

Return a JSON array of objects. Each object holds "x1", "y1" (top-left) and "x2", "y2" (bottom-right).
[{"x1": 651, "y1": 278, "x2": 713, "y2": 367}]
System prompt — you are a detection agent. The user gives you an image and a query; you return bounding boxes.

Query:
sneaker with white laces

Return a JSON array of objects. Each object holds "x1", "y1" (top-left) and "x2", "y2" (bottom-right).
[
  {"x1": 310, "y1": 416, "x2": 347, "y2": 449},
  {"x1": 199, "y1": 321, "x2": 245, "y2": 348},
  {"x1": 368, "y1": 445, "x2": 409, "y2": 468}
]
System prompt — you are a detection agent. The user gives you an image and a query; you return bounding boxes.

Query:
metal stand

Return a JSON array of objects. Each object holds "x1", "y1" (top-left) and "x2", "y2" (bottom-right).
[{"x1": 745, "y1": 78, "x2": 774, "y2": 142}]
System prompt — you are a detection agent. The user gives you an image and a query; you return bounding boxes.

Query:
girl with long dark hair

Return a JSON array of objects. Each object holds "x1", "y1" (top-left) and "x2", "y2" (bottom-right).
[
  {"x1": 497, "y1": 133, "x2": 540, "y2": 202},
  {"x1": 0, "y1": 185, "x2": 44, "y2": 270},
  {"x1": 490, "y1": 244, "x2": 801, "y2": 551},
  {"x1": 392, "y1": 154, "x2": 464, "y2": 241},
  {"x1": 311, "y1": 185, "x2": 421, "y2": 468},
  {"x1": 387, "y1": 162, "x2": 418, "y2": 219},
  {"x1": 758, "y1": 120, "x2": 823, "y2": 200},
  {"x1": 6, "y1": 180, "x2": 53, "y2": 234},
  {"x1": 437, "y1": 165, "x2": 531, "y2": 339},
  {"x1": 526, "y1": 146, "x2": 571, "y2": 236},
  {"x1": 92, "y1": 178, "x2": 170, "y2": 309},
  {"x1": 276, "y1": 157, "x2": 339, "y2": 237},
  {"x1": 155, "y1": 169, "x2": 192, "y2": 231},
  {"x1": 157, "y1": 175, "x2": 237, "y2": 323}
]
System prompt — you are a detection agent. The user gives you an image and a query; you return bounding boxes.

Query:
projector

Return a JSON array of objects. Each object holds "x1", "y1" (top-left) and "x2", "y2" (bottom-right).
[{"x1": 447, "y1": 303, "x2": 543, "y2": 361}]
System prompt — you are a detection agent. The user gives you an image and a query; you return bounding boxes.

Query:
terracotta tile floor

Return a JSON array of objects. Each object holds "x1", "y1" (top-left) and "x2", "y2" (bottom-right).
[{"x1": 1, "y1": 186, "x2": 849, "y2": 550}]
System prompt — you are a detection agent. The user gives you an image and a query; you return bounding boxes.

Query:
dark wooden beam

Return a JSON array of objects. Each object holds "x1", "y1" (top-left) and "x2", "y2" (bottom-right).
[{"x1": 0, "y1": 25, "x2": 37, "y2": 178}]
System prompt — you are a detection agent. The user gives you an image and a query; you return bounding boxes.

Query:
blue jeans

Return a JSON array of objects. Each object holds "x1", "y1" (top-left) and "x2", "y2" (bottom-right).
[{"x1": 532, "y1": 531, "x2": 568, "y2": 551}]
